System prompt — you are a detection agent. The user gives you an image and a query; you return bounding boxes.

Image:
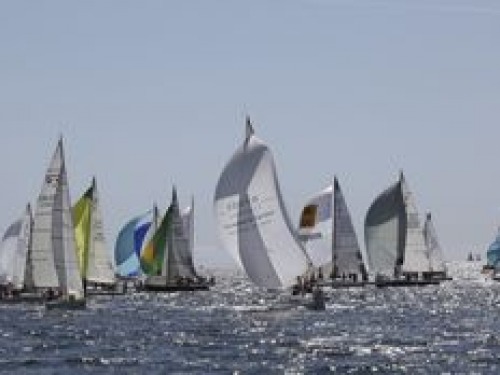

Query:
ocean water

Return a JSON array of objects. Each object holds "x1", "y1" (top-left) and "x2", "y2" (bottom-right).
[{"x1": 1, "y1": 261, "x2": 500, "y2": 374}]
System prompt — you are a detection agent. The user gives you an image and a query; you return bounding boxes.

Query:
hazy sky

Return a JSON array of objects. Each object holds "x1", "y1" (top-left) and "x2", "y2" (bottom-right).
[{"x1": 1, "y1": 0, "x2": 499, "y2": 267}]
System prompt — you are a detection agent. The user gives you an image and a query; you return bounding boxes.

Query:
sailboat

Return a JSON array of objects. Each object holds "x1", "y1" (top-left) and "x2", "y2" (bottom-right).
[
  {"x1": 114, "y1": 206, "x2": 158, "y2": 278},
  {"x1": 73, "y1": 177, "x2": 119, "y2": 295},
  {"x1": 364, "y1": 172, "x2": 440, "y2": 287},
  {"x1": 0, "y1": 204, "x2": 33, "y2": 296},
  {"x1": 298, "y1": 177, "x2": 368, "y2": 287},
  {"x1": 29, "y1": 138, "x2": 85, "y2": 308},
  {"x1": 142, "y1": 187, "x2": 209, "y2": 292},
  {"x1": 214, "y1": 117, "x2": 312, "y2": 290},
  {"x1": 482, "y1": 229, "x2": 500, "y2": 280}
]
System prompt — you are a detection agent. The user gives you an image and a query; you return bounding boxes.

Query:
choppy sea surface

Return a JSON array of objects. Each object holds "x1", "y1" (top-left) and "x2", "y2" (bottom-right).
[{"x1": 1, "y1": 261, "x2": 500, "y2": 374}]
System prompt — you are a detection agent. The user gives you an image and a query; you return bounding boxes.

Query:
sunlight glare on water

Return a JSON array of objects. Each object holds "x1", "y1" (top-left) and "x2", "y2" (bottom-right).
[{"x1": 1, "y1": 262, "x2": 500, "y2": 374}]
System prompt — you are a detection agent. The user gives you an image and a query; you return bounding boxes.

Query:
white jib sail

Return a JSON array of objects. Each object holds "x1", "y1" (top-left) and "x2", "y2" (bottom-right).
[
  {"x1": 423, "y1": 213, "x2": 446, "y2": 273},
  {"x1": 12, "y1": 204, "x2": 33, "y2": 289},
  {"x1": 333, "y1": 178, "x2": 365, "y2": 277},
  {"x1": 298, "y1": 185, "x2": 333, "y2": 268},
  {"x1": 87, "y1": 178, "x2": 115, "y2": 284},
  {"x1": 214, "y1": 119, "x2": 310, "y2": 289},
  {"x1": 30, "y1": 139, "x2": 64, "y2": 288},
  {"x1": 181, "y1": 197, "x2": 194, "y2": 263},
  {"x1": 52, "y1": 146, "x2": 84, "y2": 298},
  {"x1": 400, "y1": 174, "x2": 430, "y2": 274},
  {"x1": 181, "y1": 196, "x2": 196, "y2": 274}
]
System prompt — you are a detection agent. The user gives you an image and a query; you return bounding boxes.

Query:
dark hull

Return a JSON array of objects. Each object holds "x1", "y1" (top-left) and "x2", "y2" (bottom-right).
[
  {"x1": 143, "y1": 283, "x2": 210, "y2": 292},
  {"x1": 318, "y1": 280, "x2": 369, "y2": 289},
  {"x1": 375, "y1": 279, "x2": 441, "y2": 288},
  {"x1": 45, "y1": 298, "x2": 86, "y2": 310},
  {"x1": 0, "y1": 293, "x2": 45, "y2": 304}
]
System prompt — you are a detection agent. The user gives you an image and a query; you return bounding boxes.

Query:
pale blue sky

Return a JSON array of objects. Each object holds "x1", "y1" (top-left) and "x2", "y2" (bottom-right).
[{"x1": 1, "y1": 0, "x2": 499, "y2": 266}]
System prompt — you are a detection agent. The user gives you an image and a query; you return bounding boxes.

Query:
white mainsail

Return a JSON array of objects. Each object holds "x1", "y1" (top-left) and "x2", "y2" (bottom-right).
[
  {"x1": 31, "y1": 139, "x2": 64, "y2": 288},
  {"x1": 214, "y1": 117, "x2": 311, "y2": 289},
  {"x1": 53, "y1": 154, "x2": 84, "y2": 298},
  {"x1": 423, "y1": 213, "x2": 446, "y2": 273},
  {"x1": 0, "y1": 204, "x2": 32, "y2": 289},
  {"x1": 166, "y1": 188, "x2": 197, "y2": 279},
  {"x1": 86, "y1": 178, "x2": 115, "y2": 284},
  {"x1": 181, "y1": 196, "x2": 195, "y2": 272},
  {"x1": 400, "y1": 174, "x2": 430, "y2": 274}
]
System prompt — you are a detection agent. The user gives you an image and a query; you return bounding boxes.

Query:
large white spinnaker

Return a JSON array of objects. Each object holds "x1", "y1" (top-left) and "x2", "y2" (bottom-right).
[{"x1": 214, "y1": 118, "x2": 311, "y2": 289}]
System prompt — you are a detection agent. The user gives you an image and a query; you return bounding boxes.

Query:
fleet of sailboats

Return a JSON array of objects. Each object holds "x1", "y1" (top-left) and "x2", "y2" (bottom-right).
[
  {"x1": 0, "y1": 123, "x2": 465, "y2": 307},
  {"x1": 141, "y1": 187, "x2": 209, "y2": 291}
]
